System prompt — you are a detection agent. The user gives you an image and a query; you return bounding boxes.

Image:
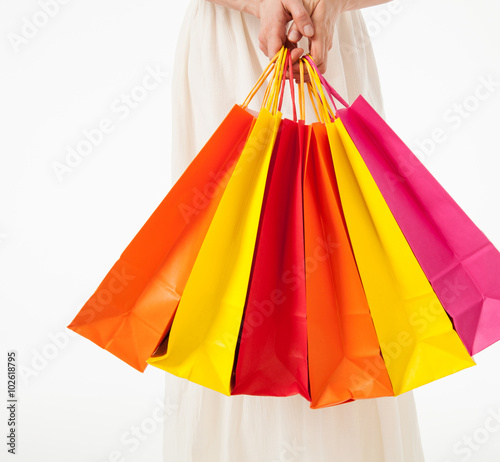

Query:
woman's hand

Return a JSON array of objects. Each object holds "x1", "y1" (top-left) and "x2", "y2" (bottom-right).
[
  {"x1": 255, "y1": 0, "x2": 315, "y2": 60},
  {"x1": 208, "y1": 0, "x2": 390, "y2": 74},
  {"x1": 287, "y1": 0, "x2": 391, "y2": 73},
  {"x1": 287, "y1": 0, "x2": 346, "y2": 74},
  {"x1": 208, "y1": 0, "x2": 315, "y2": 64}
]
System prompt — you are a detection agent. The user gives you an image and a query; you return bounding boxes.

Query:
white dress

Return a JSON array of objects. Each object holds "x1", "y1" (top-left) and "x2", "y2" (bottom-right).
[{"x1": 164, "y1": 1, "x2": 425, "y2": 461}]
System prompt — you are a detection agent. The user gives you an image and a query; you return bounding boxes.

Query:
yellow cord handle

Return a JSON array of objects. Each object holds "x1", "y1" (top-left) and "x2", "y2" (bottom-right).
[
  {"x1": 243, "y1": 47, "x2": 337, "y2": 122},
  {"x1": 242, "y1": 47, "x2": 289, "y2": 116},
  {"x1": 303, "y1": 59, "x2": 327, "y2": 122},
  {"x1": 302, "y1": 58, "x2": 336, "y2": 122},
  {"x1": 265, "y1": 47, "x2": 287, "y2": 114},
  {"x1": 241, "y1": 50, "x2": 281, "y2": 110}
]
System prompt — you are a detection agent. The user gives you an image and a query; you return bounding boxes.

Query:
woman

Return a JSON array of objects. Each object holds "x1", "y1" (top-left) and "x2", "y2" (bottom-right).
[{"x1": 164, "y1": 1, "x2": 425, "y2": 460}]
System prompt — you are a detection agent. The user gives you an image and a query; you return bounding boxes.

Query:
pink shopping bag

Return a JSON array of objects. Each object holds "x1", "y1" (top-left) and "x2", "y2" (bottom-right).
[{"x1": 338, "y1": 96, "x2": 500, "y2": 355}]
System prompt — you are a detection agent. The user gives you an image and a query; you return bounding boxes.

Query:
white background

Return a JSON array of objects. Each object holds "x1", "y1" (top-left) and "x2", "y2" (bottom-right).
[{"x1": 1, "y1": 1, "x2": 500, "y2": 461}]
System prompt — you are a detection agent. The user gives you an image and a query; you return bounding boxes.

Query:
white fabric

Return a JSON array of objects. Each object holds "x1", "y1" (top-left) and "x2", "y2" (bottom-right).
[{"x1": 164, "y1": 1, "x2": 425, "y2": 461}]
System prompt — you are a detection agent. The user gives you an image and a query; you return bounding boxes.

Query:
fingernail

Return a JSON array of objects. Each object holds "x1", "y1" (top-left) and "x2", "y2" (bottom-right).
[
  {"x1": 288, "y1": 29, "x2": 301, "y2": 42},
  {"x1": 304, "y1": 25, "x2": 314, "y2": 37}
]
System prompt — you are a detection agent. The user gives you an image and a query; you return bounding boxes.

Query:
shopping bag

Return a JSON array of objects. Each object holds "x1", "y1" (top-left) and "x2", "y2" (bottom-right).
[
  {"x1": 67, "y1": 104, "x2": 255, "y2": 372},
  {"x1": 327, "y1": 117, "x2": 475, "y2": 394},
  {"x1": 337, "y1": 97, "x2": 500, "y2": 355},
  {"x1": 147, "y1": 106, "x2": 281, "y2": 394},
  {"x1": 305, "y1": 122, "x2": 394, "y2": 407},
  {"x1": 232, "y1": 118, "x2": 309, "y2": 399},
  {"x1": 302, "y1": 56, "x2": 475, "y2": 394},
  {"x1": 147, "y1": 48, "x2": 292, "y2": 394},
  {"x1": 71, "y1": 46, "x2": 492, "y2": 407}
]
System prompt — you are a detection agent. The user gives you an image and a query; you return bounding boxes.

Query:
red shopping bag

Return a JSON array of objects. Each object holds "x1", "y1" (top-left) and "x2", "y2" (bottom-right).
[{"x1": 232, "y1": 119, "x2": 309, "y2": 398}]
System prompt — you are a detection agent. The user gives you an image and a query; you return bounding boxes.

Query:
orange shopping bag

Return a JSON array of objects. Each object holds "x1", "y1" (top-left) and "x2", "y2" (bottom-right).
[
  {"x1": 68, "y1": 105, "x2": 255, "y2": 371},
  {"x1": 304, "y1": 120, "x2": 393, "y2": 408}
]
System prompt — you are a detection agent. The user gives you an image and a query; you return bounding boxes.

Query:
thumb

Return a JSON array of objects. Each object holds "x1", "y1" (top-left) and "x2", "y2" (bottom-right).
[{"x1": 284, "y1": 0, "x2": 315, "y2": 39}]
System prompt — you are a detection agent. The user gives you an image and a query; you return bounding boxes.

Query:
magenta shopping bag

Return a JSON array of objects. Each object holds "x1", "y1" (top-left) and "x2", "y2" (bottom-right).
[{"x1": 338, "y1": 96, "x2": 500, "y2": 355}]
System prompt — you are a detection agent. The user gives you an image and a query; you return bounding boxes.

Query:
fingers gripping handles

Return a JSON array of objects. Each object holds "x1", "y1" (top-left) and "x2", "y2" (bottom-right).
[{"x1": 242, "y1": 47, "x2": 349, "y2": 122}]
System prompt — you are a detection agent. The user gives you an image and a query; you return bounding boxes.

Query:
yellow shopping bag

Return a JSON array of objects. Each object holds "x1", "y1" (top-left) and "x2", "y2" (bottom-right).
[
  {"x1": 148, "y1": 50, "x2": 287, "y2": 395},
  {"x1": 326, "y1": 119, "x2": 475, "y2": 394}
]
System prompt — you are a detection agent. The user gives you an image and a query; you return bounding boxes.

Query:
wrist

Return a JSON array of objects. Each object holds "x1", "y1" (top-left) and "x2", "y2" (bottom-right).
[
  {"x1": 333, "y1": 0, "x2": 351, "y2": 13},
  {"x1": 242, "y1": 0, "x2": 261, "y2": 18}
]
